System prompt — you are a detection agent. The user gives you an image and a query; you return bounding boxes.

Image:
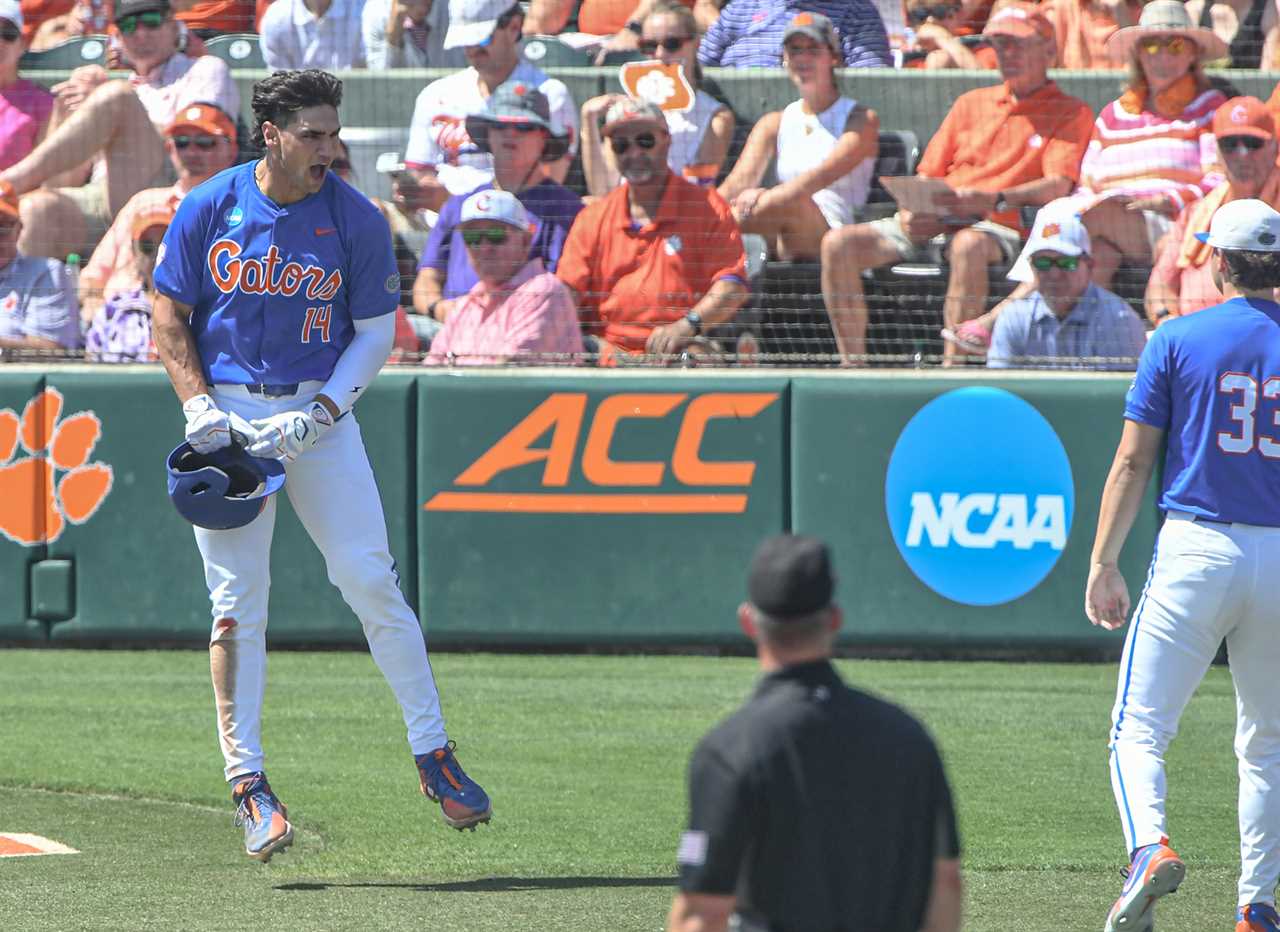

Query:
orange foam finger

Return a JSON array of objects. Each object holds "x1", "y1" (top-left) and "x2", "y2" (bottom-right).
[
  {"x1": 50, "y1": 413, "x2": 101, "y2": 470},
  {"x1": 20, "y1": 388, "x2": 63, "y2": 453},
  {"x1": 0, "y1": 409, "x2": 17, "y2": 462},
  {"x1": 59, "y1": 465, "x2": 113, "y2": 524}
]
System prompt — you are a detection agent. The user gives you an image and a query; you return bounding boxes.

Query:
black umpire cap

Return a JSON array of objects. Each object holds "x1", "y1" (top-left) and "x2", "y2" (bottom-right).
[{"x1": 747, "y1": 534, "x2": 836, "y2": 618}]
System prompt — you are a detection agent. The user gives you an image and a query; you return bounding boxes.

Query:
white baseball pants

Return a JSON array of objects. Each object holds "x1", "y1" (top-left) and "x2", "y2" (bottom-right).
[
  {"x1": 1110, "y1": 511, "x2": 1280, "y2": 907},
  {"x1": 196, "y1": 383, "x2": 447, "y2": 782}
]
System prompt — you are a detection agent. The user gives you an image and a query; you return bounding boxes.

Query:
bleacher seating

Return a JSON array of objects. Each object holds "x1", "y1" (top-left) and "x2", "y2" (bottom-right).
[
  {"x1": 205, "y1": 34, "x2": 266, "y2": 70},
  {"x1": 20, "y1": 36, "x2": 107, "y2": 71}
]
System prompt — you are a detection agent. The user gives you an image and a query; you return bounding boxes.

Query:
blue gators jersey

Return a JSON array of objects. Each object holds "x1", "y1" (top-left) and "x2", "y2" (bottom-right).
[
  {"x1": 1126, "y1": 296, "x2": 1280, "y2": 526},
  {"x1": 153, "y1": 161, "x2": 400, "y2": 384}
]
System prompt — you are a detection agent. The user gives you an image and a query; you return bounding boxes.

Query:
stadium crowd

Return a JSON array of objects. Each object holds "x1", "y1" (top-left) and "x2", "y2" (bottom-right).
[{"x1": 2, "y1": 0, "x2": 1280, "y2": 366}]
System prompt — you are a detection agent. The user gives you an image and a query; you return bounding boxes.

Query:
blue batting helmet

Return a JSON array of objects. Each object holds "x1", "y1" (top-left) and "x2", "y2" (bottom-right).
[{"x1": 166, "y1": 442, "x2": 286, "y2": 530}]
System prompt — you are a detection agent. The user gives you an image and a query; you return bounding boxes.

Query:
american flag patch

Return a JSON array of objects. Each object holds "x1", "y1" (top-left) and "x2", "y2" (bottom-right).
[{"x1": 676, "y1": 830, "x2": 708, "y2": 866}]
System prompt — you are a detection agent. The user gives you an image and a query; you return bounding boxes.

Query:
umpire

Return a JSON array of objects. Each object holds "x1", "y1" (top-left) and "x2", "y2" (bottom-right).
[{"x1": 667, "y1": 535, "x2": 963, "y2": 932}]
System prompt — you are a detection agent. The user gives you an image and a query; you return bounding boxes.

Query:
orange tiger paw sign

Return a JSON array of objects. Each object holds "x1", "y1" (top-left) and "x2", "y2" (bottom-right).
[
  {"x1": 619, "y1": 61, "x2": 694, "y2": 114},
  {"x1": 0, "y1": 388, "x2": 114, "y2": 546}
]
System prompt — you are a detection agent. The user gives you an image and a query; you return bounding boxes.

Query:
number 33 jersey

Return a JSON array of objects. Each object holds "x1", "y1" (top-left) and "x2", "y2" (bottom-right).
[
  {"x1": 153, "y1": 161, "x2": 400, "y2": 385},
  {"x1": 1126, "y1": 296, "x2": 1280, "y2": 525}
]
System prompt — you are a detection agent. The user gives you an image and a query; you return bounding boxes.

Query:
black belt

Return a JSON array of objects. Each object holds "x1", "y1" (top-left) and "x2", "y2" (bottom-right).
[
  {"x1": 1193, "y1": 515, "x2": 1232, "y2": 527},
  {"x1": 243, "y1": 383, "x2": 300, "y2": 398}
]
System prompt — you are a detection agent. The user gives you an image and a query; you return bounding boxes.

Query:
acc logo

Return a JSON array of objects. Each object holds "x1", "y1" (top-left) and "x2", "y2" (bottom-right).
[
  {"x1": 224, "y1": 206, "x2": 243, "y2": 227},
  {"x1": 884, "y1": 387, "x2": 1073, "y2": 606},
  {"x1": 0, "y1": 388, "x2": 113, "y2": 546}
]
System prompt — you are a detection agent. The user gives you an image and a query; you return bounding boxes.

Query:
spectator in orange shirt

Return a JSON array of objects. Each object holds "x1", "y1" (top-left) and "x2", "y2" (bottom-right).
[
  {"x1": 79, "y1": 102, "x2": 236, "y2": 325},
  {"x1": 556, "y1": 97, "x2": 748, "y2": 362},
  {"x1": 902, "y1": 0, "x2": 997, "y2": 68},
  {"x1": 1148, "y1": 96, "x2": 1280, "y2": 322},
  {"x1": 820, "y1": 2, "x2": 1093, "y2": 362},
  {"x1": 1041, "y1": 0, "x2": 1144, "y2": 69},
  {"x1": 524, "y1": 0, "x2": 720, "y2": 64},
  {"x1": 172, "y1": 0, "x2": 255, "y2": 35}
]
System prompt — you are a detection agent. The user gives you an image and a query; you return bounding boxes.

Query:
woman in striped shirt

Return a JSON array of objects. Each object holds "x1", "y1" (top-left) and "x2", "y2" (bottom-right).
[{"x1": 1057, "y1": 0, "x2": 1228, "y2": 289}]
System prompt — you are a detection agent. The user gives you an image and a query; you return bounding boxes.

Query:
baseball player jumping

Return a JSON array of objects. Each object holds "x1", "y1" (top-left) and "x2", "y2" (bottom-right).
[
  {"x1": 152, "y1": 69, "x2": 491, "y2": 862},
  {"x1": 1086, "y1": 199, "x2": 1280, "y2": 932}
]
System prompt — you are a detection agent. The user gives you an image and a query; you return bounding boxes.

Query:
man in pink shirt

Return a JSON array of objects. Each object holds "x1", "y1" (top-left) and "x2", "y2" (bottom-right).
[
  {"x1": 1148, "y1": 96, "x2": 1280, "y2": 323},
  {"x1": 2, "y1": 0, "x2": 237, "y2": 260},
  {"x1": 79, "y1": 102, "x2": 236, "y2": 324},
  {"x1": 426, "y1": 189, "x2": 583, "y2": 365}
]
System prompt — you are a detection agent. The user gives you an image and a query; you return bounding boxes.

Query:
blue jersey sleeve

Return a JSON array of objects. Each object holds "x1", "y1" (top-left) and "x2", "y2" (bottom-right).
[
  {"x1": 419, "y1": 191, "x2": 468, "y2": 272},
  {"x1": 153, "y1": 193, "x2": 211, "y2": 307},
  {"x1": 1125, "y1": 326, "x2": 1172, "y2": 428},
  {"x1": 347, "y1": 207, "x2": 400, "y2": 320}
]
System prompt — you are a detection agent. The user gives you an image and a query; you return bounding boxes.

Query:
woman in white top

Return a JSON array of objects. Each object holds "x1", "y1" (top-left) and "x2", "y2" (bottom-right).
[
  {"x1": 717, "y1": 11, "x2": 879, "y2": 261},
  {"x1": 579, "y1": 0, "x2": 735, "y2": 197}
]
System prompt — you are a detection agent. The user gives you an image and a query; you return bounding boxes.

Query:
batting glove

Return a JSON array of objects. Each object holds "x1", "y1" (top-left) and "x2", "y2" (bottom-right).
[
  {"x1": 246, "y1": 401, "x2": 335, "y2": 463},
  {"x1": 183, "y1": 393, "x2": 233, "y2": 454}
]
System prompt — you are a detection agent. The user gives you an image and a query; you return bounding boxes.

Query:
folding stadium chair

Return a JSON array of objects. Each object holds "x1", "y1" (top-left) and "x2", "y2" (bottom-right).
[
  {"x1": 205, "y1": 34, "x2": 265, "y2": 69},
  {"x1": 521, "y1": 36, "x2": 593, "y2": 67},
  {"x1": 19, "y1": 36, "x2": 107, "y2": 70}
]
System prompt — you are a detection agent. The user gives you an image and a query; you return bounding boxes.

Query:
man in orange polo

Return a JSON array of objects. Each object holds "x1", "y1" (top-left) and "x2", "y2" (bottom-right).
[
  {"x1": 556, "y1": 98, "x2": 747, "y2": 362},
  {"x1": 820, "y1": 2, "x2": 1094, "y2": 362}
]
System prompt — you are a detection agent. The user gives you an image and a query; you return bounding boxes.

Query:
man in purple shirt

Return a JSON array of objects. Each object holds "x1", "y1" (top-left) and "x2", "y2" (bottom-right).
[
  {"x1": 411, "y1": 79, "x2": 582, "y2": 328},
  {"x1": 425, "y1": 189, "x2": 582, "y2": 364},
  {"x1": 698, "y1": 0, "x2": 890, "y2": 69}
]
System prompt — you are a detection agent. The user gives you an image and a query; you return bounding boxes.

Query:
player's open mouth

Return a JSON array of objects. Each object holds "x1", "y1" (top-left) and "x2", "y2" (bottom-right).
[{"x1": 309, "y1": 165, "x2": 327, "y2": 181}]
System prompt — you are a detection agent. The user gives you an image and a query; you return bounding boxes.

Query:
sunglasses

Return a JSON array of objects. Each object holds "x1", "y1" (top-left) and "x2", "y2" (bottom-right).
[
  {"x1": 171, "y1": 134, "x2": 219, "y2": 150},
  {"x1": 1031, "y1": 255, "x2": 1081, "y2": 271},
  {"x1": 135, "y1": 238, "x2": 163, "y2": 255},
  {"x1": 461, "y1": 227, "x2": 510, "y2": 247},
  {"x1": 609, "y1": 132, "x2": 658, "y2": 155},
  {"x1": 1219, "y1": 135, "x2": 1267, "y2": 152},
  {"x1": 0, "y1": 23, "x2": 20, "y2": 42},
  {"x1": 1139, "y1": 36, "x2": 1192, "y2": 55},
  {"x1": 908, "y1": 4, "x2": 959, "y2": 22},
  {"x1": 639, "y1": 36, "x2": 692, "y2": 54},
  {"x1": 492, "y1": 122, "x2": 545, "y2": 134}
]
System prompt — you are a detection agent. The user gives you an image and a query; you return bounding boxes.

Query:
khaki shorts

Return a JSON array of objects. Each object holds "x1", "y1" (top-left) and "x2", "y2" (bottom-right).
[
  {"x1": 57, "y1": 162, "x2": 177, "y2": 251},
  {"x1": 869, "y1": 214, "x2": 1023, "y2": 267}
]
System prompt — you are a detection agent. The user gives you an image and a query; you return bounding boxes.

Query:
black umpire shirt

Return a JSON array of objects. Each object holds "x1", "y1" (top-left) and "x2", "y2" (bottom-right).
[{"x1": 676, "y1": 659, "x2": 960, "y2": 932}]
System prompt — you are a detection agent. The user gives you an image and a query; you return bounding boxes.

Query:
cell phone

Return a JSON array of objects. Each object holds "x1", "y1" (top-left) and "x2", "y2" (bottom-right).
[{"x1": 376, "y1": 151, "x2": 410, "y2": 184}]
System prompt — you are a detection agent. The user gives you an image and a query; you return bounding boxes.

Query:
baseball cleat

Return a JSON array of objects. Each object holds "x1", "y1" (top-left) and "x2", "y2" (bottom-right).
[
  {"x1": 415, "y1": 741, "x2": 492, "y2": 831},
  {"x1": 231, "y1": 772, "x2": 294, "y2": 862},
  {"x1": 1104, "y1": 841, "x2": 1185, "y2": 932},
  {"x1": 1238, "y1": 902, "x2": 1280, "y2": 931}
]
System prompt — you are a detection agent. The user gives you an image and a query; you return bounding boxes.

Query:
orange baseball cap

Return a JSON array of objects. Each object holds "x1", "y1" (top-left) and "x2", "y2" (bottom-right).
[
  {"x1": 982, "y1": 2, "x2": 1056, "y2": 42},
  {"x1": 165, "y1": 103, "x2": 237, "y2": 142},
  {"x1": 131, "y1": 203, "x2": 175, "y2": 241},
  {"x1": 1213, "y1": 97, "x2": 1275, "y2": 141}
]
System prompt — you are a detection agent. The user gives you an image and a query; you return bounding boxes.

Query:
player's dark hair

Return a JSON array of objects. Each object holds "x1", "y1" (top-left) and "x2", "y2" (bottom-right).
[
  {"x1": 251, "y1": 70, "x2": 343, "y2": 150},
  {"x1": 1221, "y1": 249, "x2": 1280, "y2": 290}
]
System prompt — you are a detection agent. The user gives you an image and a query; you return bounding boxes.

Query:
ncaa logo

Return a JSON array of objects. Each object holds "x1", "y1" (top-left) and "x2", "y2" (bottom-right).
[
  {"x1": 224, "y1": 206, "x2": 243, "y2": 227},
  {"x1": 884, "y1": 387, "x2": 1074, "y2": 606}
]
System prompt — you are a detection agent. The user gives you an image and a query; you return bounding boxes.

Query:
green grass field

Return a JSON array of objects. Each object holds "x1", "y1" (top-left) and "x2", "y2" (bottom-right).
[{"x1": 0, "y1": 649, "x2": 1247, "y2": 931}]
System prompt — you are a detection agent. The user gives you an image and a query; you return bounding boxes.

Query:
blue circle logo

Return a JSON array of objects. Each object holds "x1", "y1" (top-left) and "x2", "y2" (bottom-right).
[
  {"x1": 224, "y1": 207, "x2": 243, "y2": 227},
  {"x1": 884, "y1": 387, "x2": 1074, "y2": 606}
]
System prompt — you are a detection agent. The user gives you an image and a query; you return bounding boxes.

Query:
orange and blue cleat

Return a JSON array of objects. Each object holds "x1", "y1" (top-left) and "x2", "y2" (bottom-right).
[
  {"x1": 1238, "y1": 903, "x2": 1280, "y2": 931},
  {"x1": 1104, "y1": 841, "x2": 1185, "y2": 931},
  {"x1": 415, "y1": 741, "x2": 492, "y2": 831},
  {"x1": 231, "y1": 772, "x2": 293, "y2": 862}
]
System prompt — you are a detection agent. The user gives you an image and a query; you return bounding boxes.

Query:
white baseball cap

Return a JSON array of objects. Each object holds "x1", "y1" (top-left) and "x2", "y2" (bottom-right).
[
  {"x1": 444, "y1": 0, "x2": 515, "y2": 49},
  {"x1": 1195, "y1": 198, "x2": 1280, "y2": 251},
  {"x1": 459, "y1": 189, "x2": 532, "y2": 232},
  {"x1": 1025, "y1": 211, "x2": 1090, "y2": 258},
  {"x1": 0, "y1": 0, "x2": 24, "y2": 29}
]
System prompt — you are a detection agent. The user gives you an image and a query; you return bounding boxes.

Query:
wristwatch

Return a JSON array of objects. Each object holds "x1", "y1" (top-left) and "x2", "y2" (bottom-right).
[
  {"x1": 993, "y1": 191, "x2": 1010, "y2": 213},
  {"x1": 684, "y1": 311, "x2": 703, "y2": 335}
]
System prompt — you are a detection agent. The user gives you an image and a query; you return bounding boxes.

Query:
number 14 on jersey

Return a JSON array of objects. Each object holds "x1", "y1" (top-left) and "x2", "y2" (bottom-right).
[{"x1": 302, "y1": 304, "x2": 332, "y2": 344}]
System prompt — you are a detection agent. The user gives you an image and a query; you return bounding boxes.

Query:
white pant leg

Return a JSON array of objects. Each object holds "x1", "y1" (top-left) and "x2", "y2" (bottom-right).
[
  {"x1": 193, "y1": 453, "x2": 278, "y2": 783},
  {"x1": 1227, "y1": 524, "x2": 1280, "y2": 907},
  {"x1": 282, "y1": 407, "x2": 448, "y2": 755},
  {"x1": 1110, "y1": 515, "x2": 1242, "y2": 854}
]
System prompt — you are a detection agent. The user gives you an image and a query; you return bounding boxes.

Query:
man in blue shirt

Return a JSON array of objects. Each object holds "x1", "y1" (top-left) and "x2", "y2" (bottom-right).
[
  {"x1": 987, "y1": 212, "x2": 1145, "y2": 370},
  {"x1": 151, "y1": 69, "x2": 491, "y2": 864},
  {"x1": 1086, "y1": 199, "x2": 1280, "y2": 932},
  {"x1": 411, "y1": 80, "x2": 582, "y2": 332},
  {"x1": 697, "y1": 0, "x2": 890, "y2": 69}
]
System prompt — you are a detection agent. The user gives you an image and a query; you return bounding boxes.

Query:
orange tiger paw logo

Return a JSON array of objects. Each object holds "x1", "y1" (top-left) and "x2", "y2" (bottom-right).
[{"x1": 0, "y1": 388, "x2": 113, "y2": 546}]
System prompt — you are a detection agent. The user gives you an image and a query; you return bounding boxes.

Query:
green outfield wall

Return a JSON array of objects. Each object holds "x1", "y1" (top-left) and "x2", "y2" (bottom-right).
[{"x1": 0, "y1": 367, "x2": 1156, "y2": 650}]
